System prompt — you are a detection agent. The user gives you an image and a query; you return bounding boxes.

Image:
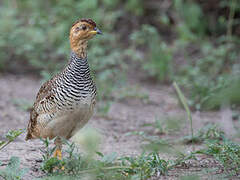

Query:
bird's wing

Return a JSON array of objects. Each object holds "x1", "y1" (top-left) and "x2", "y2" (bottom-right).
[{"x1": 26, "y1": 78, "x2": 57, "y2": 140}]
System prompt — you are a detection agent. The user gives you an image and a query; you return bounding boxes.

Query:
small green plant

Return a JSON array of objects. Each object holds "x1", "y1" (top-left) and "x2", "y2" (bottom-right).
[
  {"x1": 197, "y1": 139, "x2": 240, "y2": 176},
  {"x1": 40, "y1": 137, "x2": 60, "y2": 173},
  {"x1": 120, "y1": 152, "x2": 169, "y2": 178},
  {"x1": 0, "y1": 130, "x2": 27, "y2": 180},
  {"x1": 143, "y1": 118, "x2": 166, "y2": 135},
  {"x1": 0, "y1": 156, "x2": 28, "y2": 180},
  {"x1": 0, "y1": 129, "x2": 24, "y2": 151},
  {"x1": 182, "y1": 124, "x2": 225, "y2": 144}
]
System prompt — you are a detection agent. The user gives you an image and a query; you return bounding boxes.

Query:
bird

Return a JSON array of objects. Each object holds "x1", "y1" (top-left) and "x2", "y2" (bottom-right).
[{"x1": 25, "y1": 18, "x2": 102, "y2": 160}]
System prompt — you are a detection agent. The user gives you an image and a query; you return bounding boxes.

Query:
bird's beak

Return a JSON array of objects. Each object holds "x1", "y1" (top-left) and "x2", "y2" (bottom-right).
[{"x1": 90, "y1": 27, "x2": 102, "y2": 35}]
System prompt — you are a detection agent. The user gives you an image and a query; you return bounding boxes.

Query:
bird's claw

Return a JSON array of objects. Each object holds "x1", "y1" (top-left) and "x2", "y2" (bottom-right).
[{"x1": 53, "y1": 149, "x2": 62, "y2": 160}]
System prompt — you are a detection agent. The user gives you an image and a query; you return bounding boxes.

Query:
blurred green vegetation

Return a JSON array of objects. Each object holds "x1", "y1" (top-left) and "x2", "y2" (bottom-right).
[{"x1": 0, "y1": 0, "x2": 240, "y2": 110}]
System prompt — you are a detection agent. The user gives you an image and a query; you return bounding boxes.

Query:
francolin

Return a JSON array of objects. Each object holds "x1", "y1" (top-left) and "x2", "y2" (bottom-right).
[{"x1": 26, "y1": 18, "x2": 102, "y2": 159}]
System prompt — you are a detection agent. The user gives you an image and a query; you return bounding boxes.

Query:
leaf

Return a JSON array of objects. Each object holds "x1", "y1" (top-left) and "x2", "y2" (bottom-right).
[
  {"x1": 96, "y1": 151, "x2": 104, "y2": 157},
  {"x1": 102, "y1": 152, "x2": 118, "y2": 164},
  {"x1": 0, "y1": 141, "x2": 5, "y2": 147},
  {"x1": 8, "y1": 156, "x2": 20, "y2": 170}
]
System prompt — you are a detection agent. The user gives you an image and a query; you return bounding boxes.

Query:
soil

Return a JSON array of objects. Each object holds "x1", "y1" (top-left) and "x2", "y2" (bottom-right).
[{"x1": 0, "y1": 74, "x2": 239, "y2": 180}]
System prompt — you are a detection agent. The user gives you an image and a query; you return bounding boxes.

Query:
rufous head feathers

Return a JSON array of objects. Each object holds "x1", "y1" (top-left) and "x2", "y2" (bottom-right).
[
  {"x1": 69, "y1": 18, "x2": 102, "y2": 58},
  {"x1": 70, "y1": 18, "x2": 101, "y2": 41}
]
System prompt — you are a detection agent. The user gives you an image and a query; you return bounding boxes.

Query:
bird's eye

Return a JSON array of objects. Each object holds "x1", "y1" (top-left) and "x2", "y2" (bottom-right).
[
  {"x1": 82, "y1": 25, "x2": 87, "y2": 30},
  {"x1": 75, "y1": 27, "x2": 80, "y2": 31}
]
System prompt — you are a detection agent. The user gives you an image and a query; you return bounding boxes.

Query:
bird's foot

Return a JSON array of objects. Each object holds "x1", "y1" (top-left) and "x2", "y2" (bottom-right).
[
  {"x1": 53, "y1": 149, "x2": 62, "y2": 160},
  {"x1": 53, "y1": 149, "x2": 64, "y2": 170}
]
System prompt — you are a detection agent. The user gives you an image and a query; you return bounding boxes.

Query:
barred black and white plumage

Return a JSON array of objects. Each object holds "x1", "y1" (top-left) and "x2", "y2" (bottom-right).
[
  {"x1": 25, "y1": 18, "x2": 101, "y2": 150},
  {"x1": 54, "y1": 52, "x2": 97, "y2": 110},
  {"x1": 25, "y1": 51, "x2": 97, "y2": 140}
]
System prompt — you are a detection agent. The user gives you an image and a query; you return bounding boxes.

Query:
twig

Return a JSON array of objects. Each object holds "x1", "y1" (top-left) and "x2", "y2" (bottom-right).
[{"x1": 0, "y1": 141, "x2": 13, "y2": 151}]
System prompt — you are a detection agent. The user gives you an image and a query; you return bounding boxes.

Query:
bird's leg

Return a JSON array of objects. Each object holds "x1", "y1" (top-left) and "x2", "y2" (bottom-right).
[
  {"x1": 53, "y1": 137, "x2": 65, "y2": 170},
  {"x1": 53, "y1": 136, "x2": 62, "y2": 160}
]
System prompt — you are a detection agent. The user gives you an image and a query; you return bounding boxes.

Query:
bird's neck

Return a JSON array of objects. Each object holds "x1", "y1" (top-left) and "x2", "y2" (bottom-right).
[
  {"x1": 69, "y1": 51, "x2": 89, "y2": 68},
  {"x1": 70, "y1": 39, "x2": 88, "y2": 59},
  {"x1": 68, "y1": 51, "x2": 90, "y2": 77}
]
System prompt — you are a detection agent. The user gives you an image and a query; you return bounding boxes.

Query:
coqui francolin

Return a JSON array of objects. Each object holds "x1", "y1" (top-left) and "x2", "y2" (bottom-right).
[{"x1": 26, "y1": 18, "x2": 102, "y2": 159}]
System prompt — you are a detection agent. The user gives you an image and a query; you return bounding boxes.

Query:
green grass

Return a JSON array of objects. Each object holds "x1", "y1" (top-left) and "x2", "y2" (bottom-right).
[
  {"x1": 39, "y1": 137, "x2": 170, "y2": 179},
  {"x1": 0, "y1": 129, "x2": 27, "y2": 180},
  {"x1": 123, "y1": 83, "x2": 240, "y2": 178},
  {"x1": 196, "y1": 139, "x2": 240, "y2": 176},
  {"x1": 181, "y1": 124, "x2": 225, "y2": 144},
  {"x1": 1, "y1": 111, "x2": 240, "y2": 179},
  {"x1": 37, "y1": 130, "x2": 240, "y2": 179}
]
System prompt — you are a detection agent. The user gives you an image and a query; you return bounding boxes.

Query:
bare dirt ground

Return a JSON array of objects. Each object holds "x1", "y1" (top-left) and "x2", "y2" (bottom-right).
[{"x1": 0, "y1": 74, "x2": 239, "y2": 179}]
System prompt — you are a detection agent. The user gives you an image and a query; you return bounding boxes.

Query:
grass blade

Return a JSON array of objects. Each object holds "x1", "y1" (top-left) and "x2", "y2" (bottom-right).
[{"x1": 173, "y1": 82, "x2": 194, "y2": 143}]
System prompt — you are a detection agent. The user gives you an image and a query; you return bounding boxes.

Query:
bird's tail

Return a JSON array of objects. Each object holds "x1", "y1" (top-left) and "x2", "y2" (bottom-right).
[{"x1": 25, "y1": 131, "x2": 32, "y2": 140}]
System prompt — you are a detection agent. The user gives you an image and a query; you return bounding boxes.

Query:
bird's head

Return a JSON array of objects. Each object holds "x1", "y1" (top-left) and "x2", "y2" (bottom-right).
[
  {"x1": 70, "y1": 18, "x2": 102, "y2": 58},
  {"x1": 70, "y1": 18, "x2": 102, "y2": 42}
]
